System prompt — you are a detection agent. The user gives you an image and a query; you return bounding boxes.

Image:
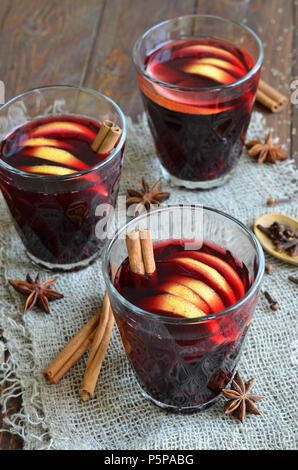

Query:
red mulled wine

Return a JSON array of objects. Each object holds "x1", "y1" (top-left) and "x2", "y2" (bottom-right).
[
  {"x1": 114, "y1": 240, "x2": 254, "y2": 411},
  {"x1": 0, "y1": 115, "x2": 124, "y2": 268},
  {"x1": 138, "y1": 38, "x2": 259, "y2": 186}
]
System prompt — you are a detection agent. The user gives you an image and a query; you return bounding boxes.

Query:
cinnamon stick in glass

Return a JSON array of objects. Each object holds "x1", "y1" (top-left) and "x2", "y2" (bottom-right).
[
  {"x1": 125, "y1": 230, "x2": 145, "y2": 275},
  {"x1": 91, "y1": 119, "x2": 122, "y2": 154},
  {"x1": 139, "y1": 228, "x2": 156, "y2": 274},
  {"x1": 126, "y1": 229, "x2": 156, "y2": 275}
]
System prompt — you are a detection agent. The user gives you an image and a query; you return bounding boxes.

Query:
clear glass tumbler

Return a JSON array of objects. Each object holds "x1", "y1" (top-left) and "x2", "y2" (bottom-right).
[
  {"x1": 0, "y1": 85, "x2": 126, "y2": 271},
  {"x1": 133, "y1": 15, "x2": 263, "y2": 189},
  {"x1": 103, "y1": 205, "x2": 264, "y2": 413}
]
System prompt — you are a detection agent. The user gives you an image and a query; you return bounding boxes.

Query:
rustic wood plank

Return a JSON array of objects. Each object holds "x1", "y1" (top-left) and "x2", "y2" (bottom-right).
[{"x1": 0, "y1": 0, "x2": 105, "y2": 100}]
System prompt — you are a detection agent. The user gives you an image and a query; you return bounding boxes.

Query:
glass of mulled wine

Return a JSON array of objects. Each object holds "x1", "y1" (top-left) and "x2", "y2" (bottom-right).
[
  {"x1": 103, "y1": 205, "x2": 264, "y2": 413},
  {"x1": 133, "y1": 15, "x2": 263, "y2": 189},
  {"x1": 0, "y1": 86, "x2": 126, "y2": 271}
]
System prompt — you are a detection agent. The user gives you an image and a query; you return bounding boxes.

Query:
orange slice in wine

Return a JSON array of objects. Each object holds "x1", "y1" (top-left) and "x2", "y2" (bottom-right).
[
  {"x1": 181, "y1": 63, "x2": 236, "y2": 85},
  {"x1": 140, "y1": 294, "x2": 206, "y2": 319},
  {"x1": 144, "y1": 60, "x2": 234, "y2": 114},
  {"x1": 146, "y1": 61, "x2": 184, "y2": 85},
  {"x1": 30, "y1": 121, "x2": 96, "y2": 141},
  {"x1": 170, "y1": 257, "x2": 236, "y2": 306},
  {"x1": 20, "y1": 164, "x2": 108, "y2": 196},
  {"x1": 21, "y1": 137, "x2": 73, "y2": 150},
  {"x1": 167, "y1": 275, "x2": 225, "y2": 313},
  {"x1": 172, "y1": 44, "x2": 246, "y2": 70},
  {"x1": 19, "y1": 165, "x2": 77, "y2": 176},
  {"x1": 155, "y1": 281, "x2": 210, "y2": 314},
  {"x1": 23, "y1": 146, "x2": 89, "y2": 170},
  {"x1": 144, "y1": 83, "x2": 234, "y2": 114},
  {"x1": 192, "y1": 58, "x2": 244, "y2": 77}
]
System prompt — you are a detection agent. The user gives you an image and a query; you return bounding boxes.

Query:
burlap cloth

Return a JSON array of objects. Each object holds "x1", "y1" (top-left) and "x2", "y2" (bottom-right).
[{"x1": 0, "y1": 112, "x2": 297, "y2": 450}]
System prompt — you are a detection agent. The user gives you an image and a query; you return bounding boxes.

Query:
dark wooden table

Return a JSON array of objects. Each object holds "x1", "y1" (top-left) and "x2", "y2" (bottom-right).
[{"x1": 0, "y1": 0, "x2": 296, "y2": 450}]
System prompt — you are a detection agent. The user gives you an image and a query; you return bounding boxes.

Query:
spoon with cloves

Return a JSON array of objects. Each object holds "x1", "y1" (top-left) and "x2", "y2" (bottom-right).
[{"x1": 254, "y1": 213, "x2": 298, "y2": 266}]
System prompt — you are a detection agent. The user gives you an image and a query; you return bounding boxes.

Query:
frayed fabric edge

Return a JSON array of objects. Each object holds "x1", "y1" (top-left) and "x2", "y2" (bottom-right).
[{"x1": 0, "y1": 306, "x2": 51, "y2": 449}]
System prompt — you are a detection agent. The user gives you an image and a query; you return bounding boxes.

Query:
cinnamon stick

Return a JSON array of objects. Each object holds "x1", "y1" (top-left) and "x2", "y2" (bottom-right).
[
  {"x1": 125, "y1": 230, "x2": 145, "y2": 275},
  {"x1": 91, "y1": 119, "x2": 122, "y2": 154},
  {"x1": 79, "y1": 264, "x2": 117, "y2": 401},
  {"x1": 256, "y1": 79, "x2": 288, "y2": 113},
  {"x1": 79, "y1": 303, "x2": 114, "y2": 402},
  {"x1": 84, "y1": 292, "x2": 111, "y2": 370},
  {"x1": 139, "y1": 228, "x2": 156, "y2": 274},
  {"x1": 43, "y1": 311, "x2": 100, "y2": 384}
]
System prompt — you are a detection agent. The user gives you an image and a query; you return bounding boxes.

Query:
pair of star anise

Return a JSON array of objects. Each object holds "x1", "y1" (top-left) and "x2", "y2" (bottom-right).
[{"x1": 245, "y1": 132, "x2": 288, "y2": 164}]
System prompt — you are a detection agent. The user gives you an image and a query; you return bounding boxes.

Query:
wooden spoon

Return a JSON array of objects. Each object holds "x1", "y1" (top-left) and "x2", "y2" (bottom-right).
[{"x1": 254, "y1": 213, "x2": 298, "y2": 266}]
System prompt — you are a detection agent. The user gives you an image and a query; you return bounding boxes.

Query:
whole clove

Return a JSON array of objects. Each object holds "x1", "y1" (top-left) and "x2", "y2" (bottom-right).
[
  {"x1": 264, "y1": 291, "x2": 279, "y2": 311},
  {"x1": 266, "y1": 196, "x2": 293, "y2": 207}
]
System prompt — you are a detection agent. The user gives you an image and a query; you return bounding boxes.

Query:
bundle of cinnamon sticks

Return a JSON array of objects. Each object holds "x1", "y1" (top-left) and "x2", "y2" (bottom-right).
[
  {"x1": 43, "y1": 271, "x2": 116, "y2": 401},
  {"x1": 256, "y1": 79, "x2": 287, "y2": 113},
  {"x1": 43, "y1": 272, "x2": 116, "y2": 400},
  {"x1": 91, "y1": 119, "x2": 122, "y2": 154},
  {"x1": 125, "y1": 228, "x2": 156, "y2": 275}
]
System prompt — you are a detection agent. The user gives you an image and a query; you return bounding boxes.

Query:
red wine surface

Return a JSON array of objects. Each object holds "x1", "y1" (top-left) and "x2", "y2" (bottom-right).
[
  {"x1": 144, "y1": 37, "x2": 255, "y2": 113},
  {"x1": 115, "y1": 239, "x2": 250, "y2": 318},
  {"x1": 0, "y1": 115, "x2": 108, "y2": 175}
]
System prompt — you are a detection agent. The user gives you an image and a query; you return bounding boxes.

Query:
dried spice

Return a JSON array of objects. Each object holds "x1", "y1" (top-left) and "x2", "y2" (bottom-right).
[
  {"x1": 222, "y1": 371, "x2": 264, "y2": 423},
  {"x1": 264, "y1": 290, "x2": 279, "y2": 311},
  {"x1": 257, "y1": 221, "x2": 298, "y2": 257},
  {"x1": 245, "y1": 132, "x2": 288, "y2": 164},
  {"x1": 8, "y1": 273, "x2": 64, "y2": 314},
  {"x1": 266, "y1": 196, "x2": 293, "y2": 207},
  {"x1": 126, "y1": 178, "x2": 170, "y2": 215},
  {"x1": 265, "y1": 263, "x2": 274, "y2": 274},
  {"x1": 288, "y1": 276, "x2": 298, "y2": 285}
]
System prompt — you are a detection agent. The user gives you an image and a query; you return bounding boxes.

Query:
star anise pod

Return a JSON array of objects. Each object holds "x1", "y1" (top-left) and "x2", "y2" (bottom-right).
[
  {"x1": 8, "y1": 273, "x2": 64, "y2": 314},
  {"x1": 245, "y1": 132, "x2": 288, "y2": 164},
  {"x1": 222, "y1": 371, "x2": 264, "y2": 423},
  {"x1": 126, "y1": 178, "x2": 170, "y2": 215}
]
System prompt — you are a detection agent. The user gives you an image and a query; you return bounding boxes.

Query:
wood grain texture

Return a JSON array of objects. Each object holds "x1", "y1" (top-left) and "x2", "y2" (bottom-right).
[
  {"x1": 0, "y1": 0, "x2": 105, "y2": 100},
  {"x1": 82, "y1": 0, "x2": 197, "y2": 115},
  {"x1": 0, "y1": 0, "x2": 296, "y2": 450}
]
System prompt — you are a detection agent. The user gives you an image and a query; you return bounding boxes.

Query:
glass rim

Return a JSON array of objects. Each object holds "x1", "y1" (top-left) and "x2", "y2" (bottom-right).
[
  {"x1": 0, "y1": 84, "x2": 127, "y2": 181},
  {"x1": 102, "y1": 204, "x2": 265, "y2": 324},
  {"x1": 133, "y1": 14, "x2": 264, "y2": 93}
]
